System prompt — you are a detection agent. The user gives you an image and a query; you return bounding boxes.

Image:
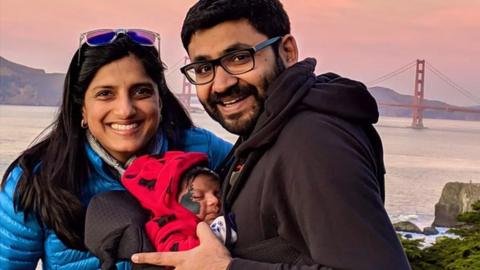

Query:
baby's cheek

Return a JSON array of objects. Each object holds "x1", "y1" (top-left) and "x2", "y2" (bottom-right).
[{"x1": 195, "y1": 202, "x2": 208, "y2": 220}]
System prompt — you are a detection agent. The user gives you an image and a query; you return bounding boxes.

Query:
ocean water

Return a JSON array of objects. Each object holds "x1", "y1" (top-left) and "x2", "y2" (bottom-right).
[{"x1": 1, "y1": 105, "x2": 480, "y2": 229}]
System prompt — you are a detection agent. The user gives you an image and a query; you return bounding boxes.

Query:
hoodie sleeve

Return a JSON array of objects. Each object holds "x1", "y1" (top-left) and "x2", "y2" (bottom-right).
[
  {"x1": 0, "y1": 167, "x2": 43, "y2": 270},
  {"x1": 229, "y1": 112, "x2": 410, "y2": 270}
]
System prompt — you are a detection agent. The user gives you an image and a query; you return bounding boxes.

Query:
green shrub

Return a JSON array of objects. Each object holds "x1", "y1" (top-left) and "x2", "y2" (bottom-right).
[{"x1": 400, "y1": 200, "x2": 480, "y2": 270}]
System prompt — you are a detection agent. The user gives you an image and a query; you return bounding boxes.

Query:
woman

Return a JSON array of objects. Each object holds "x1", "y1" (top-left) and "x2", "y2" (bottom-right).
[{"x1": 0, "y1": 29, "x2": 231, "y2": 270}]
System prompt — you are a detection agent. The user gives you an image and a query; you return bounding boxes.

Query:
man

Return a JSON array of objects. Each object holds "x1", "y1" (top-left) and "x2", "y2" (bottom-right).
[{"x1": 132, "y1": 0, "x2": 411, "y2": 269}]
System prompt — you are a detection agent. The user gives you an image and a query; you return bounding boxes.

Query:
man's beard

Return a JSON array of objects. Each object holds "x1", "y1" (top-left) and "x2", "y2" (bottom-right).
[
  {"x1": 202, "y1": 83, "x2": 264, "y2": 136},
  {"x1": 201, "y1": 58, "x2": 286, "y2": 136}
]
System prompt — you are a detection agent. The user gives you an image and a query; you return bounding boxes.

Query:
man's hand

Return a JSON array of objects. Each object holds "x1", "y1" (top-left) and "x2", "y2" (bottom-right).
[{"x1": 131, "y1": 222, "x2": 233, "y2": 270}]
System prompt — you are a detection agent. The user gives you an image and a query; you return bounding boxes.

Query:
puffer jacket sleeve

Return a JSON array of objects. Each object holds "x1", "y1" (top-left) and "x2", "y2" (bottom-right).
[
  {"x1": 0, "y1": 166, "x2": 43, "y2": 270},
  {"x1": 182, "y1": 127, "x2": 233, "y2": 170},
  {"x1": 205, "y1": 129, "x2": 232, "y2": 170}
]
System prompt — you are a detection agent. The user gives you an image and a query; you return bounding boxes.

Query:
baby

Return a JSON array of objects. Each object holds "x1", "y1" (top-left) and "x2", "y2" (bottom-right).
[
  {"x1": 177, "y1": 166, "x2": 221, "y2": 225},
  {"x1": 85, "y1": 151, "x2": 235, "y2": 269},
  {"x1": 121, "y1": 151, "x2": 224, "y2": 252}
]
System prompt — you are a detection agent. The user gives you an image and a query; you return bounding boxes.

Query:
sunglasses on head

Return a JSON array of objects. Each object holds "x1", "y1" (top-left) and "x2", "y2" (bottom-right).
[{"x1": 78, "y1": 29, "x2": 161, "y2": 65}]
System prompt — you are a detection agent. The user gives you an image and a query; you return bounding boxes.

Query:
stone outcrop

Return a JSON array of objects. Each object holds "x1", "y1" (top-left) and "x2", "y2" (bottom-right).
[
  {"x1": 433, "y1": 182, "x2": 480, "y2": 227},
  {"x1": 393, "y1": 221, "x2": 422, "y2": 233},
  {"x1": 423, "y1": 226, "x2": 439, "y2": 236}
]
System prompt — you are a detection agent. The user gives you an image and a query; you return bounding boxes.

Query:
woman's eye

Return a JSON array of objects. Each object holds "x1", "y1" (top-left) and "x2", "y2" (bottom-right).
[
  {"x1": 134, "y1": 87, "x2": 154, "y2": 97},
  {"x1": 95, "y1": 90, "x2": 113, "y2": 98}
]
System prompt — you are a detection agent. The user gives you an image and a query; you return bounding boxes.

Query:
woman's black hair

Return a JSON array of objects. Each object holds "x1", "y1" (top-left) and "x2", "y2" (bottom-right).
[{"x1": 1, "y1": 35, "x2": 193, "y2": 249}]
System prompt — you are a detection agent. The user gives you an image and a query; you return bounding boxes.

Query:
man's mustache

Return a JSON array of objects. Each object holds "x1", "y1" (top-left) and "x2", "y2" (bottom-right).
[{"x1": 207, "y1": 84, "x2": 259, "y2": 106}]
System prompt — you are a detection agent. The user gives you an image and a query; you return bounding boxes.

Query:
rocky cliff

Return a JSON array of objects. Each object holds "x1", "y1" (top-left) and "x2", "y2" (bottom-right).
[
  {"x1": 0, "y1": 56, "x2": 64, "y2": 106},
  {"x1": 433, "y1": 182, "x2": 480, "y2": 227}
]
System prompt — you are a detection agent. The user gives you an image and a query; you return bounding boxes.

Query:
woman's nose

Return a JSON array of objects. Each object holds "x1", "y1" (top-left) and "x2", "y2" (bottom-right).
[{"x1": 114, "y1": 94, "x2": 136, "y2": 118}]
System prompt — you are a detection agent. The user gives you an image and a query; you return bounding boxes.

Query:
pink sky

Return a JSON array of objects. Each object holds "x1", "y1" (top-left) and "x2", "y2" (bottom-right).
[{"x1": 1, "y1": 0, "x2": 479, "y2": 106}]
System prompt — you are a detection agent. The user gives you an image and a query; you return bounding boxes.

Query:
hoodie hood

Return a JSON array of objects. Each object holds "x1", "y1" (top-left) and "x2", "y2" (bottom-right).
[{"x1": 236, "y1": 58, "x2": 379, "y2": 156}]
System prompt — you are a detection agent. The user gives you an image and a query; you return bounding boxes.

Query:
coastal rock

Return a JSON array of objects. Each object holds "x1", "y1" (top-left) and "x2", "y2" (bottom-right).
[
  {"x1": 433, "y1": 182, "x2": 480, "y2": 227},
  {"x1": 423, "y1": 226, "x2": 439, "y2": 236},
  {"x1": 393, "y1": 221, "x2": 422, "y2": 233}
]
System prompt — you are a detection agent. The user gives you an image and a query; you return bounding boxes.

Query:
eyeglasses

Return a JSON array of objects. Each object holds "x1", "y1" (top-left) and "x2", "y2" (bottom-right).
[
  {"x1": 78, "y1": 29, "x2": 161, "y2": 65},
  {"x1": 180, "y1": 36, "x2": 282, "y2": 85}
]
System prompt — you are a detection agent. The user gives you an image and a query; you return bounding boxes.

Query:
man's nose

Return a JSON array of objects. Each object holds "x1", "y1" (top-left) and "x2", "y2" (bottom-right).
[{"x1": 211, "y1": 65, "x2": 237, "y2": 94}]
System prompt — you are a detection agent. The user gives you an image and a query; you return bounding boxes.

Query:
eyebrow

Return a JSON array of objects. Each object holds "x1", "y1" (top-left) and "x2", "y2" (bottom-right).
[
  {"x1": 92, "y1": 82, "x2": 155, "y2": 91},
  {"x1": 192, "y1": 42, "x2": 253, "y2": 62},
  {"x1": 91, "y1": 85, "x2": 114, "y2": 92},
  {"x1": 130, "y1": 82, "x2": 156, "y2": 89}
]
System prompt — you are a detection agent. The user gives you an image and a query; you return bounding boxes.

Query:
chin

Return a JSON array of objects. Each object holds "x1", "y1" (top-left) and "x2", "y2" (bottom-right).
[{"x1": 222, "y1": 115, "x2": 257, "y2": 135}]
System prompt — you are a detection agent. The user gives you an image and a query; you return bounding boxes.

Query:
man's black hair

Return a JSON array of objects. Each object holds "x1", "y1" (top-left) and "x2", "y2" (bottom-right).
[{"x1": 181, "y1": 0, "x2": 291, "y2": 51}]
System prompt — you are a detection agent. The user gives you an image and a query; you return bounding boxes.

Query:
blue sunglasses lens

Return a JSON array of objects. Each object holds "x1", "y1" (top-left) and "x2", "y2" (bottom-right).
[
  {"x1": 86, "y1": 30, "x2": 116, "y2": 46},
  {"x1": 127, "y1": 30, "x2": 156, "y2": 45}
]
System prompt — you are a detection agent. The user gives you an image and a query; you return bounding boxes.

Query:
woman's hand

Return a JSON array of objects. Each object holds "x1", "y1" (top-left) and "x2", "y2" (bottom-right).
[{"x1": 131, "y1": 222, "x2": 232, "y2": 270}]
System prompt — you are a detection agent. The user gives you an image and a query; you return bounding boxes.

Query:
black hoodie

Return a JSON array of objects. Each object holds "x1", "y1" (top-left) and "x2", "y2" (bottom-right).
[{"x1": 223, "y1": 58, "x2": 411, "y2": 270}]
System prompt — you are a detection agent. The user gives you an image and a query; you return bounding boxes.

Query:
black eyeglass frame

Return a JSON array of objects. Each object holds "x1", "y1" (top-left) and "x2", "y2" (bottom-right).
[{"x1": 181, "y1": 36, "x2": 282, "y2": 85}]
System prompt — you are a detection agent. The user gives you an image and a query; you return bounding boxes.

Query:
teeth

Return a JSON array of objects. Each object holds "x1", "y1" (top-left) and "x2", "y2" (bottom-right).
[
  {"x1": 111, "y1": 123, "x2": 138, "y2": 130},
  {"x1": 222, "y1": 97, "x2": 242, "y2": 106}
]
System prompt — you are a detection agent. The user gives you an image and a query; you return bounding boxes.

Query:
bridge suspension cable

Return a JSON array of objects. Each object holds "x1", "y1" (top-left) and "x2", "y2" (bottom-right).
[
  {"x1": 366, "y1": 60, "x2": 417, "y2": 86},
  {"x1": 425, "y1": 61, "x2": 480, "y2": 104},
  {"x1": 165, "y1": 57, "x2": 187, "y2": 78}
]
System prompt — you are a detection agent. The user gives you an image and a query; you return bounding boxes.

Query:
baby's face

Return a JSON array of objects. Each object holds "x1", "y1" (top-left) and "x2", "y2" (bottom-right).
[{"x1": 178, "y1": 174, "x2": 221, "y2": 224}]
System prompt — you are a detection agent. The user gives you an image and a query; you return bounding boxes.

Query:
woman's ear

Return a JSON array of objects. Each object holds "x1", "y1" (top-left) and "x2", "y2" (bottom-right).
[
  {"x1": 278, "y1": 34, "x2": 299, "y2": 68},
  {"x1": 82, "y1": 106, "x2": 86, "y2": 119}
]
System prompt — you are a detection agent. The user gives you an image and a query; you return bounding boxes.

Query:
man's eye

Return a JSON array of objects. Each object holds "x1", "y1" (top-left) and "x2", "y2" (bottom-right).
[
  {"x1": 194, "y1": 64, "x2": 213, "y2": 75},
  {"x1": 226, "y1": 51, "x2": 251, "y2": 65}
]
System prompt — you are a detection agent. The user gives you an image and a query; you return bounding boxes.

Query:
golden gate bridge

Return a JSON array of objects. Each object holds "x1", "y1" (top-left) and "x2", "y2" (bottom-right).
[
  {"x1": 166, "y1": 57, "x2": 480, "y2": 129},
  {"x1": 365, "y1": 59, "x2": 480, "y2": 128}
]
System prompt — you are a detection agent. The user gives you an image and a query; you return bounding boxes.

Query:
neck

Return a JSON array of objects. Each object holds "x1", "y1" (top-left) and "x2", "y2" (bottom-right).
[{"x1": 86, "y1": 130, "x2": 130, "y2": 175}]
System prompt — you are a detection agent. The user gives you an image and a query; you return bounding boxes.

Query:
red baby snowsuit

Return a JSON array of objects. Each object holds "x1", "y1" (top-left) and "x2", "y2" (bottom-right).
[{"x1": 121, "y1": 151, "x2": 208, "y2": 252}]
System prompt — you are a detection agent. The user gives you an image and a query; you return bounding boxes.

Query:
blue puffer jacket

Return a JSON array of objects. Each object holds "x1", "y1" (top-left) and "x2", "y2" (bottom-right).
[{"x1": 0, "y1": 127, "x2": 232, "y2": 270}]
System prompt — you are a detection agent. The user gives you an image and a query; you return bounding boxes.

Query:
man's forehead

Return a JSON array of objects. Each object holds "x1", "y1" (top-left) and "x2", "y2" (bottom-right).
[{"x1": 187, "y1": 20, "x2": 267, "y2": 60}]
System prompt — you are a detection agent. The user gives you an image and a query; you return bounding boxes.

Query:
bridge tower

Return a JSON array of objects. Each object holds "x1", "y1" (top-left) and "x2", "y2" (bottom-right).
[
  {"x1": 411, "y1": 59, "x2": 425, "y2": 129},
  {"x1": 181, "y1": 56, "x2": 192, "y2": 112}
]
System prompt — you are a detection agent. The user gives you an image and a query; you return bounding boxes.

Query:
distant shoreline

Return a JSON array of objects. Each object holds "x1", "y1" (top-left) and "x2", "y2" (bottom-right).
[
  {"x1": 0, "y1": 103, "x2": 59, "y2": 108},
  {"x1": 2, "y1": 104, "x2": 478, "y2": 122}
]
